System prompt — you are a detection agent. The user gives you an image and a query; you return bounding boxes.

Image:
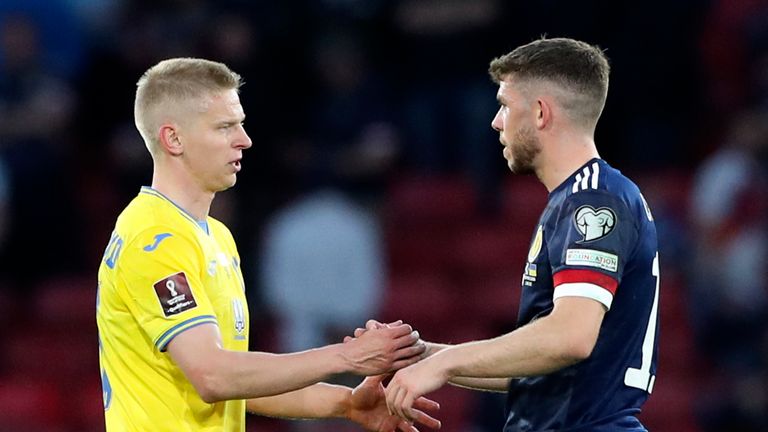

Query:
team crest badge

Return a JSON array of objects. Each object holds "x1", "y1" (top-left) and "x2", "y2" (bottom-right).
[
  {"x1": 527, "y1": 225, "x2": 544, "y2": 262},
  {"x1": 574, "y1": 205, "x2": 616, "y2": 242},
  {"x1": 232, "y1": 298, "x2": 246, "y2": 340}
]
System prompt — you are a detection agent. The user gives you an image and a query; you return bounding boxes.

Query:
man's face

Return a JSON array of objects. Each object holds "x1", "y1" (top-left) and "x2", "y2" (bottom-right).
[
  {"x1": 491, "y1": 79, "x2": 541, "y2": 174},
  {"x1": 178, "y1": 89, "x2": 252, "y2": 193}
]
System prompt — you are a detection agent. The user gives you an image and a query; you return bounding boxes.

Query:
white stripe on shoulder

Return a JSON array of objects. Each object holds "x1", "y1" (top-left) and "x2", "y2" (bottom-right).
[
  {"x1": 591, "y1": 162, "x2": 600, "y2": 189},
  {"x1": 572, "y1": 173, "x2": 582, "y2": 193},
  {"x1": 571, "y1": 163, "x2": 602, "y2": 193},
  {"x1": 553, "y1": 282, "x2": 613, "y2": 309},
  {"x1": 580, "y1": 166, "x2": 590, "y2": 190}
]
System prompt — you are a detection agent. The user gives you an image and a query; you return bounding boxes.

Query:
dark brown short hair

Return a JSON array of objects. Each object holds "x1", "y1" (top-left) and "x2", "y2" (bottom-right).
[{"x1": 489, "y1": 37, "x2": 610, "y2": 128}]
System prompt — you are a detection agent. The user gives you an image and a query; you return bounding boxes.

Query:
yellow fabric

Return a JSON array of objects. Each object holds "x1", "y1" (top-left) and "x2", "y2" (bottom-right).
[{"x1": 97, "y1": 187, "x2": 249, "y2": 431}]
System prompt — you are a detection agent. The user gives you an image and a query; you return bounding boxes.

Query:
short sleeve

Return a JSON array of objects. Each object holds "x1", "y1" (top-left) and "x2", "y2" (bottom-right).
[
  {"x1": 116, "y1": 228, "x2": 218, "y2": 351},
  {"x1": 548, "y1": 190, "x2": 638, "y2": 309}
]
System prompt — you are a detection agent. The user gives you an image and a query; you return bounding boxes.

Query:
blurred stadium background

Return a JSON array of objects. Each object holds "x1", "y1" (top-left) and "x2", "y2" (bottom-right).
[{"x1": 0, "y1": 0, "x2": 767, "y2": 431}]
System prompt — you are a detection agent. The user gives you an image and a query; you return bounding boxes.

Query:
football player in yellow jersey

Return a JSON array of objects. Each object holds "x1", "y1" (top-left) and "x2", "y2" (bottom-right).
[{"x1": 97, "y1": 58, "x2": 440, "y2": 432}]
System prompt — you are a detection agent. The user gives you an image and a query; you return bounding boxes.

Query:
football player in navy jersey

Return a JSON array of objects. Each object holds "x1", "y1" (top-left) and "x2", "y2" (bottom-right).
[{"x1": 382, "y1": 37, "x2": 660, "y2": 431}]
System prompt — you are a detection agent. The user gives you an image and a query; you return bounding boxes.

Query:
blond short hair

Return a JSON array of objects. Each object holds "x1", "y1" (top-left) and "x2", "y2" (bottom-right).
[{"x1": 134, "y1": 58, "x2": 242, "y2": 153}]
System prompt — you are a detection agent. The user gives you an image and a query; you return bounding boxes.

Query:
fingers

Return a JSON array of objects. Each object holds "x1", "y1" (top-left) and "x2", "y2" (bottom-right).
[
  {"x1": 366, "y1": 319, "x2": 392, "y2": 330},
  {"x1": 385, "y1": 323, "x2": 415, "y2": 339},
  {"x1": 351, "y1": 319, "x2": 402, "y2": 339},
  {"x1": 413, "y1": 396, "x2": 440, "y2": 412},
  {"x1": 395, "y1": 342, "x2": 427, "y2": 360},
  {"x1": 389, "y1": 354, "x2": 423, "y2": 372},
  {"x1": 386, "y1": 379, "x2": 427, "y2": 425},
  {"x1": 388, "y1": 329, "x2": 420, "y2": 352},
  {"x1": 410, "y1": 408, "x2": 441, "y2": 430},
  {"x1": 387, "y1": 383, "x2": 408, "y2": 420},
  {"x1": 396, "y1": 419, "x2": 419, "y2": 432}
]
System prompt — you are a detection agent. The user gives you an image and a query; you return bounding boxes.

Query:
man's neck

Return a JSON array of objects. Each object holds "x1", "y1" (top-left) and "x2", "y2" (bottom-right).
[
  {"x1": 536, "y1": 131, "x2": 600, "y2": 192},
  {"x1": 151, "y1": 168, "x2": 213, "y2": 221}
]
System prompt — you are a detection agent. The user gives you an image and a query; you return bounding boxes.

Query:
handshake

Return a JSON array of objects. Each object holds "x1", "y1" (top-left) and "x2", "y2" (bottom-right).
[{"x1": 338, "y1": 319, "x2": 449, "y2": 432}]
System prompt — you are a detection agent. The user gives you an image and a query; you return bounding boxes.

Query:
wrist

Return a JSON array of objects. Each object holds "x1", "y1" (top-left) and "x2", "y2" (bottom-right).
[
  {"x1": 322, "y1": 343, "x2": 352, "y2": 375},
  {"x1": 431, "y1": 347, "x2": 458, "y2": 381},
  {"x1": 425, "y1": 341, "x2": 449, "y2": 358},
  {"x1": 336, "y1": 386, "x2": 354, "y2": 420},
  {"x1": 331, "y1": 342, "x2": 358, "y2": 375}
]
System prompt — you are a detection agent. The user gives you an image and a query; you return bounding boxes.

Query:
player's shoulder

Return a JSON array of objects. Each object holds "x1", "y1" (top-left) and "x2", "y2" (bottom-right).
[
  {"x1": 553, "y1": 159, "x2": 651, "y2": 228},
  {"x1": 207, "y1": 216, "x2": 237, "y2": 247},
  {"x1": 114, "y1": 189, "x2": 201, "y2": 250},
  {"x1": 565, "y1": 159, "x2": 644, "y2": 206},
  {"x1": 567, "y1": 159, "x2": 636, "y2": 195}
]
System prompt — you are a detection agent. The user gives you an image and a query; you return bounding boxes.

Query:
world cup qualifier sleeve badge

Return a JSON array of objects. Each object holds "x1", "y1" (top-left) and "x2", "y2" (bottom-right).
[
  {"x1": 154, "y1": 272, "x2": 198, "y2": 317},
  {"x1": 574, "y1": 205, "x2": 616, "y2": 242}
]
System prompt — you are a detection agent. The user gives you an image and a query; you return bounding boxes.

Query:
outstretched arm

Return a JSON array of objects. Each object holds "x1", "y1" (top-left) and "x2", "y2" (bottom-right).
[
  {"x1": 247, "y1": 376, "x2": 441, "y2": 431},
  {"x1": 354, "y1": 327, "x2": 510, "y2": 392},
  {"x1": 385, "y1": 297, "x2": 606, "y2": 420},
  {"x1": 423, "y1": 342, "x2": 510, "y2": 392},
  {"x1": 167, "y1": 320, "x2": 425, "y2": 402}
]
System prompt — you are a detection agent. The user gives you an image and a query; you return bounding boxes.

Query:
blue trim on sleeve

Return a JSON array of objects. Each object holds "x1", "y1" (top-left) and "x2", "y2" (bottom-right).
[{"x1": 155, "y1": 315, "x2": 218, "y2": 351}]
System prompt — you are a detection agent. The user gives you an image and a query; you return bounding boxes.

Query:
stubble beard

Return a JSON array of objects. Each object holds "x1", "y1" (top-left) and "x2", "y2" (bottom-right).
[{"x1": 507, "y1": 124, "x2": 541, "y2": 175}]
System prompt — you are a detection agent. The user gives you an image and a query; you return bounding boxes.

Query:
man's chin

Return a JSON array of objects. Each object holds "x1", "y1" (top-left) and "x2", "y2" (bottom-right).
[{"x1": 509, "y1": 162, "x2": 534, "y2": 175}]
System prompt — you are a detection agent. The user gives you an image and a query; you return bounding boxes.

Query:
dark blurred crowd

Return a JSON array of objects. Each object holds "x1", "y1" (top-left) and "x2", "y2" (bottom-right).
[{"x1": 0, "y1": 1, "x2": 767, "y2": 431}]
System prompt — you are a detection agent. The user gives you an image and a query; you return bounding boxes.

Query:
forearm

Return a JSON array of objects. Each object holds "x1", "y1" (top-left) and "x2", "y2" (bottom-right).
[
  {"x1": 246, "y1": 382, "x2": 351, "y2": 419},
  {"x1": 448, "y1": 376, "x2": 510, "y2": 392},
  {"x1": 433, "y1": 316, "x2": 588, "y2": 380},
  {"x1": 424, "y1": 340, "x2": 511, "y2": 390},
  {"x1": 204, "y1": 344, "x2": 348, "y2": 401},
  {"x1": 171, "y1": 320, "x2": 424, "y2": 403}
]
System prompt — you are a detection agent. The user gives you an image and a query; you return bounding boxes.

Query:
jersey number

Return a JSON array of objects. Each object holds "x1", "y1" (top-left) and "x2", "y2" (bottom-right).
[
  {"x1": 103, "y1": 232, "x2": 123, "y2": 269},
  {"x1": 624, "y1": 252, "x2": 659, "y2": 393}
]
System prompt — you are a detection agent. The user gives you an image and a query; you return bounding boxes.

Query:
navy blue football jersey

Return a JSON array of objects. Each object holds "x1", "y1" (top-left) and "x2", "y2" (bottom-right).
[{"x1": 505, "y1": 158, "x2": 659, "y2": 432}]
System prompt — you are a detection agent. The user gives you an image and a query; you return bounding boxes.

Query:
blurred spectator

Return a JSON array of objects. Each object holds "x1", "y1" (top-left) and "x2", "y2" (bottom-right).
[
  {"x1": 699, "y1": 0, "x2": 768, "y2": 116},
  {"x1": 299, "y1": 29, "x2": 400, "y2": 201},
  {"x1": 258, "y1": 28, "x2": 392, "y2": 359},
  {"x1": 387, "y1": 0, "x2": 506, "y2": 212},
  {"x1": 0, "y1": 158, "x2": 9, "y2": 255},
  {"x1": 0, "y1": 0, "x2": 85, "y2": 79},
  {"x1": 260, "y1": 189, "x2": 384, "y2": 354},
  {"x1": 0, "y1": 12, "x2": 82, "y2": 284},
  {"x1": 259, "y1": 189, "x2": 386, "y2": 432},
  {"x1": 689, "y1": 108, "x2": 768, "y2": 431},
  {"x1": 255, "y1": 30, "x2": 397, "y2": 431},
  {"x1": 198, "y1": 9, "x2": 299, "y2": 245}
]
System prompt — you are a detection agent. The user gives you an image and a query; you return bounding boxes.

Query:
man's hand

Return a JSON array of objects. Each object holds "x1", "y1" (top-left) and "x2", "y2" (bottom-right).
[
  {"x1": 346, "y1": 320, "x2": 442, "y2": 361},
  {"x1": 384, "y1": 357, "x2": 450, "y2": 422},
  {"x1": 349, "y1": 375, "x2": 441, "y2": 432},
  {"x1": 341, "y1": 321, "x2": 426, "y2": 375}
]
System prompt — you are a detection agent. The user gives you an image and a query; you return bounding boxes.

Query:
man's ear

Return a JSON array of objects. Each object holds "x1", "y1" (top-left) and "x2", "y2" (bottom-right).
[
  {"x1": 159, "y1": 124, "x2": 184, "y2": 156},
  {"x1": 536, "y1": 98, "x2": 552, "y2": 130}
]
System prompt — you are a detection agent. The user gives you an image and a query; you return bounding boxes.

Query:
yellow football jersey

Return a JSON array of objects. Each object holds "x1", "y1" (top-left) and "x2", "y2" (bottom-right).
[{"x1": 97, "y1": 187, "x2": 250, "y2": 431}]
